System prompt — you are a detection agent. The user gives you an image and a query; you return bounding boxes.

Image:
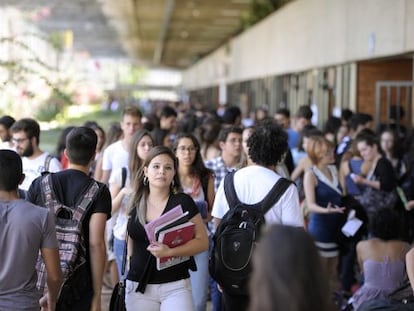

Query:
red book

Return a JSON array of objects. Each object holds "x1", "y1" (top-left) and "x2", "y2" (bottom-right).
[
  {"x1": 156, "y1": 221, "x2": 195, "y2": 271},
  {"x1": 144, "y1": 205, "x2": 183, "y2": 242}
]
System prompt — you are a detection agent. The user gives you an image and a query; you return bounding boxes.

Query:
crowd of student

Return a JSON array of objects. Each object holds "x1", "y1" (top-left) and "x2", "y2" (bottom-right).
[{"x1": 0, "y1": 101, "x2": 414, "y2": 311}]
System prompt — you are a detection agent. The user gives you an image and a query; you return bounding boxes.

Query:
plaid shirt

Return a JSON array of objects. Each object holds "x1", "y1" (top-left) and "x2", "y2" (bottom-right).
[
  {"x1": 204, "y1": 156, "x2": 237, "y2": 235},
  {"x1": 204, "y1": 156, "x2": 236, "y2": 192}
]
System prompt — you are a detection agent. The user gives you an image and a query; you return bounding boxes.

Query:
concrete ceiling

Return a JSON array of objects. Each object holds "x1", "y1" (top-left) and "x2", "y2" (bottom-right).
[
  {"x1": 2, "y1": 0, "x2": 125, "y2": 58},
  {"x1": 1, "y1": 0, "x2": 254, "y2": 69}
]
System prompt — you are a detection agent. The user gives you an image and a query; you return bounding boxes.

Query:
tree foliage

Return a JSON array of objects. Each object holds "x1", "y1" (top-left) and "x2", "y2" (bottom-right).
[
  {"x1": 0, "y1": 33, "x2": 74, "y2": 120},
  {"x1": 241, "y1": 0, "x2": 292, "y2": 29}
]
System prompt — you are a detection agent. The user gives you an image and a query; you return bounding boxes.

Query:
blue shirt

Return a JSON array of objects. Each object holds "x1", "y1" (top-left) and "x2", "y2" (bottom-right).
[{"x1": 287, "y1": 128, "x2": 300, "y2": 149}]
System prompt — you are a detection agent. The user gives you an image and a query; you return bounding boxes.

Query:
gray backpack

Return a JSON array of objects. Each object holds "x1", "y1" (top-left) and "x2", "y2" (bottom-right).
[{"x1": 36, "y1": 174, "x2": 99, "y2": 294}]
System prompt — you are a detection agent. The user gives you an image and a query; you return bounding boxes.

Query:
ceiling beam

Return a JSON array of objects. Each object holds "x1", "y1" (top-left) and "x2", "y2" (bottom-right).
[{"x1": 153, "y1": 0, "x2": 175, "y2": 65}]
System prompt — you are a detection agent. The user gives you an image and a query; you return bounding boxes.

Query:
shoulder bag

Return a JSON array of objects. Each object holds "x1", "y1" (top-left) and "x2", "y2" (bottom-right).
[{"x1": 109, "y1": 233, "x2": 128, "y2": 311}]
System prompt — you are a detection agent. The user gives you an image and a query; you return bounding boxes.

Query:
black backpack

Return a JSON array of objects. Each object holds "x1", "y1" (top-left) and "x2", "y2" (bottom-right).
[{"x1": 209, "y1": 171, "x2": 291, "y2": 295}]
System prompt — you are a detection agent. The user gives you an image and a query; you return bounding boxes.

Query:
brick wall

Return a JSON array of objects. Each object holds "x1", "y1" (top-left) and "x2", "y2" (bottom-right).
[{"x1": 357, "y1": 58, "x2": 412, "y2": 125}]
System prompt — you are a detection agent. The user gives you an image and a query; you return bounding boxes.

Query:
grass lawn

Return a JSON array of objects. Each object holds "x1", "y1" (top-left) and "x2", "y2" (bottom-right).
[{"x1": 40, "y1": 105, "x2": 121, "y2": 154}]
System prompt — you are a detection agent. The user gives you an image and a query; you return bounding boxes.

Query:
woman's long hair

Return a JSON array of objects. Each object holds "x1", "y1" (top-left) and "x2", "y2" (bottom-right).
[
  {"x1": 128, "y1": 129, "x2": 154, "y2": 175},
  {"x1": 127, "y1": 146, "x2": 181, "y2": 225},
  {"x1": 196, "y1": 116, "x2": 221, "y2": 159},
  {"x1": 380, "y1": 128, "x2": 404, "y2": 160},
  {"x1": 173, "y1": 133, "x2": 212, "y2": 179},
  {"x1": 249, "y1": 225, "x2": 332, "y2": 311}
]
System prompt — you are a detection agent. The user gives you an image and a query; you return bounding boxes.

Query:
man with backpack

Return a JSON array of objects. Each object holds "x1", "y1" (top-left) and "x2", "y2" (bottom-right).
[
  {"x1": 27, "y1": 127, "x2": 111, "y2": 311},
  {"x1": 211, "y1": 121, "x2": 304, "y2": 311},
  {"x1": 205, "y1": 126, "x2": 243, "y2": 311}
]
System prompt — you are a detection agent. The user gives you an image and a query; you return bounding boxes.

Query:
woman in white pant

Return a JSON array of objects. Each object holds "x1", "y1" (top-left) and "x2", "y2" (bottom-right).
[
  {"x1": 109, "y1": 129, "x2": 154, "y2": 277},
  {"x1": 125, "y1": 146, "x2": 208, "y2": 311}
]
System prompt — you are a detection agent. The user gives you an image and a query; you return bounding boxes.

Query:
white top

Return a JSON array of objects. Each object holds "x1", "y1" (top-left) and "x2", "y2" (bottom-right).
[
  {"x1": 212, "y1": 165, "x2": 304, "y2": 227},
  {"x1": 102, "y1": 140, "x2": 129, "y2": 173},
  {"x1": 109, "y1": 167, "x2": 132, "y2": 240},
  {"x1": 182, "y1": 184, "x2": 205, "y2": 202},
  {"x1": 20, "y1": 152, "x2": 62, "y2": 191},
  {"x1": 0, "y1": 141, "x2": 15, "y2": 151}
]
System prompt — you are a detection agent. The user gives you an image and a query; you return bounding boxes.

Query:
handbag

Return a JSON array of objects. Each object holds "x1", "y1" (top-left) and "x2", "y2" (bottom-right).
[
  {"x1": 341, "y1": 195, "x2": 368, "y2": 224},
  {"x1": 109, "y1": 234, "x2": 128, "y2": 311},
  {"x1": 389, "y1": 279, "x2": 414, "y2": 303},
  {"x1": 358, "y1": 171, "x2": 398, "y2": 217},
  {"x1": 109, "y1": 282, "x2": 126, "y2": 311},
  {"x1": 359, "y1": 186, "x2": 398, "y2": 215}
]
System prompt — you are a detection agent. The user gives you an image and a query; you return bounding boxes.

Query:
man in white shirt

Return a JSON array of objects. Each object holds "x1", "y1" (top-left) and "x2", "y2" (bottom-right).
[
  {"x1": 100, "y1": 105, "x2": 142, "y2": 287},
  {"x1": 10, "y1": 118, "x2": 62, "y2": 191},
  {"x1": 212, "y1": 122, "x2": 303, "y2": 227},
  {"x1": 211, "y1": 121, "x2": 304, "y2": 311},
  {"x1": 101, "y1": 105, "x2": 142, "y2": 185}
]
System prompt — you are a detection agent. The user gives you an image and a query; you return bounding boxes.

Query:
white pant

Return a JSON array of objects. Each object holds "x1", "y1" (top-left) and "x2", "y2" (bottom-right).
[{"x1": 125, "y1": 279, "x2": 194, "y2": 311}]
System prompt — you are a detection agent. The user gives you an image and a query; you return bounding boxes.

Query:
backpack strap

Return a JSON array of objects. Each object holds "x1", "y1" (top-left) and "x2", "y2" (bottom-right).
[
  {"x1": 223, "y1": 170, "x2": 292, "y2": 214},
  {"x1": 44, "y1": 154, "x2": 53, "y2": 172},
  {"x1": 72, "y1": 181, "x2": 100, "y2": 223},
  {"x1": 223, "y1": 171, "x2": 241, "y2": 209},
  {"x1": 40, "y1": 173, "x2": 100, "y2": 221},
  {"x1": 121, "y1": 167, "x2": 127, "y2": 188},
  {"x1": 259, "y1": 178, "x2": 292, "y2": 214},
  {"x1": 40, "y1": 173, "x2": 56, "y2": 209}
]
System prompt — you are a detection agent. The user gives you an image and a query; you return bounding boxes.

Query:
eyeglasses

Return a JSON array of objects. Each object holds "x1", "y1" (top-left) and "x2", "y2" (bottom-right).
[
  {"x1": 177, "y1": 146, "x2": 197, "y2": 153},
  {"x1": 12, "y1": 137, "x2": 29, "y2": 144}
]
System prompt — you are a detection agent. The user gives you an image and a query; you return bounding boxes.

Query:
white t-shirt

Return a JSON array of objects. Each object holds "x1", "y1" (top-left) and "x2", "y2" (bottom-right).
[
  {"x1": 102, "y1": 140, "x2": 129, "y2": 173},
  {"x1": 212, "y1": 165, "x2": 304, "y2": 227},
  {"x1": 103, "y1": 144, "x2": 129, "y2": 247},
  {"x1": 20, "y1": 152, "x2": 62, "y2": 191},
  {"x1": 109, "y1": 167, "x2": 131, "y2": 240},
  {"x1": 0, "y1": 141, "x2": 15, "y2": 151}
]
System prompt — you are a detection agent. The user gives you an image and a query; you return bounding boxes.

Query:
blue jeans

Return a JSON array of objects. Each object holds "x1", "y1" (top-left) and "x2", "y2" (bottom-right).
[
  {"x1": 189, "y1": 250, "x2": 209, "y2": 311},
  {"x1": 114, "y1": 237, "x2": 127, "y2": 278},
  {"x1": 209, "y1": 277, "x2": 223, "y2": 311}
]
